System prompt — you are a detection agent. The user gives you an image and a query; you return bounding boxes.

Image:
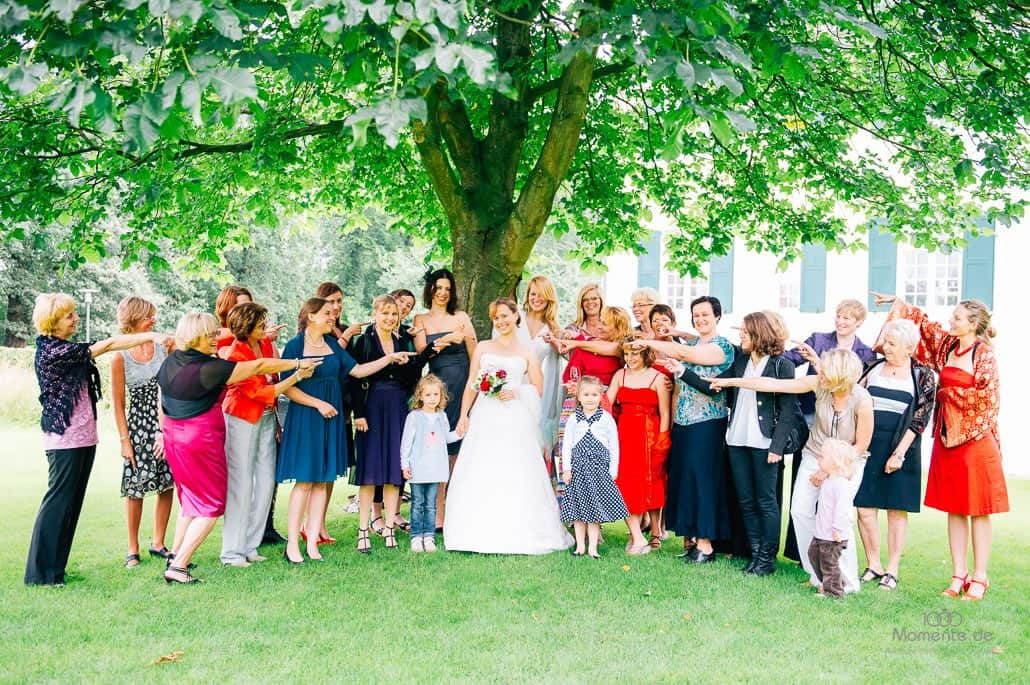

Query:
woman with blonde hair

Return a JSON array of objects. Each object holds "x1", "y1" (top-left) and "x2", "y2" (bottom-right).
[
  {"x1": 630, "y1": 287, "x2": 661, "y2": 338},
  {"x1": 565, "y1": 283, "x2": 605, "y2": 339},
  {"x1": 25, "y1": 293, "x2": 172, "y2": 586},
  {"x1": 110, "y1": 296, "x2": 175, "y2": 568},
  {"x1": 874, "y1": 293, "x2": 1007, "y2": 601},
  {"x1": 710, "y1": 348, "x2": 873, "y2": 591},
  {"x1": 498, "y1": 275, "x2": 565, "y2": 459},
  {"x1": 156, "y1": 312, "x2": 321, "y2": 583}
]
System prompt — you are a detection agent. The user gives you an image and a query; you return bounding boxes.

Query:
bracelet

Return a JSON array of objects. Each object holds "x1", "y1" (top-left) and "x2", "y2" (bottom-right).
[
  {"x1": 295, "y1": 359, "x2": 300, "y2": 370},
  {"x1": 120, "y1": 435, "x2": 130, "y2": 441}
]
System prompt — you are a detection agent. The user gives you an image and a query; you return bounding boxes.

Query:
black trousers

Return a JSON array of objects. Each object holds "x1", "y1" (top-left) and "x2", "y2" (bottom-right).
[
  {"x1": 25, "y1": 445, "x2": 96, "y2": 585},
  {"x1": 728, "y1": 445, "x2": 782, "y2": 550}
]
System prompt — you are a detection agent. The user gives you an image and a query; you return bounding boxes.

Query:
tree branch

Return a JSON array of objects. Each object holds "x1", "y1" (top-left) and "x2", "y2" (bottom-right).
[
  {"x1": 527, "y1": 59, "x2": 632, "y2": 104},
  {"x1": 411, "y1": 90, "x2": 473, "y2": 232}
]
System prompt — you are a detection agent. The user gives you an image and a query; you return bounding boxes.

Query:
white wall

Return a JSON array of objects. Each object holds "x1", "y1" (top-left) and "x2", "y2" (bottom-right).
[{"x1": 605, "y1": 225, "x2": 1029, "y2": 477}]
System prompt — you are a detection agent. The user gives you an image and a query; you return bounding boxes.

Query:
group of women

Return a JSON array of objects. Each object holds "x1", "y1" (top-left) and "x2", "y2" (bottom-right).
[{"x1": 24, "y1": 272, "x2": 1009, "y2": 600}]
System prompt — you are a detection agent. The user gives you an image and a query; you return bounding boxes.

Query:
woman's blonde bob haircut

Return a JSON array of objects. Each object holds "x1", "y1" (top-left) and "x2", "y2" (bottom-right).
[
  {"x1": 116, "y1": 296, "x2": 157, "y2": 334},
  {"x1": 818, "y1": 348, "x2": 864, "y2": 394},
  {"x1": 175, "y1": 312, "x2": 220, "y2": 351},
  {"x1": 880, "y1": 319, "x2": 920, "y2": 354},
  {"x1": 33, "y1": 293, "x2": 76, "y2": 336},
  {"x1": 835, "y1": 298, "x2": 868, "y2": 323}
]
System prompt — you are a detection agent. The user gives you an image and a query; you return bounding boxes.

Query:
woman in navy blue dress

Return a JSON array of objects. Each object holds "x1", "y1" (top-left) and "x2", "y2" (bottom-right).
[
  {"x1": 412, "y1": 269, "x2": 476, "y2": 530},
  {"x1": 349, "y1": 294, "x2": 427, "y2": 552},
  {"x1": 278, "y1": 297, "x2": 408, "y2": 563}
]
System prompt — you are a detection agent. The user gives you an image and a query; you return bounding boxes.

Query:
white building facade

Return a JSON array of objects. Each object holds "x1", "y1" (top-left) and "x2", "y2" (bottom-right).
[{"x1": 604, "y1": 223, "x2": 1029, "y2": 476}]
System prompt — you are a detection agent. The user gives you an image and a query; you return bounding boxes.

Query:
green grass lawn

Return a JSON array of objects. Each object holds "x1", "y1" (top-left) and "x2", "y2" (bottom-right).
[{"x1": 1, "y1": 422, "x2": 1027, "y2": 684}]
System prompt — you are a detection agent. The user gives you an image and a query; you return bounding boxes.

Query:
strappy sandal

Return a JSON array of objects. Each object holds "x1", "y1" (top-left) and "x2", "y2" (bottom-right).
[
  {"x1": 961, "y1": 578, "x2": 988, "y2": 601},
  {"x1": 356, "y1": 527, "x2": 371, "y2": 555},
  {"x1": 384, "y1": 525, "x2": 398, "y2": 550},
  {"x1": 125, "y1": 553, "x2": 141, "y2": 568},
  {"x1": 878, "y1": 573, "x2": 898, "y2": 591},
  {"x1": 649, "y1": 536, "x2": 662, "y2": 550},
  {"x1": 163, "y1": 565, "x2": 203, "y2": 584},
  {"x1": 860, "y1": 567, "x2": 885, "y2": 583},
  {"x1": 393, "y1": 519, "x2": 412, "y2": 533},
  {"x1": 148, "y1": 545, "x2": 172, "y2": 559},
  {"x1": 370, "y1": 516, "x2": 387, "y2": 537},
  {"x1": 941, "y1": 574, "x2": 969, "y2": 598}
]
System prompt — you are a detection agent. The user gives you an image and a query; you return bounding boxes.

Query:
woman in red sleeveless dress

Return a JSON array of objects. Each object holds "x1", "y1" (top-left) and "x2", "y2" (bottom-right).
[
  {"x1": 880, "y1": 294, "x2": 1008, "y2": 601},
  {"x1": 607, "y1": 339, "x2": 671, "y2": 555}
]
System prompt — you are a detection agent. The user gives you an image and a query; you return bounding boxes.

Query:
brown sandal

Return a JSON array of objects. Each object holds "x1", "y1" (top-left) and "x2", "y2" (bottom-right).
[{"x1": 649, "y1": 536, "x2": 662, "y2": 550}]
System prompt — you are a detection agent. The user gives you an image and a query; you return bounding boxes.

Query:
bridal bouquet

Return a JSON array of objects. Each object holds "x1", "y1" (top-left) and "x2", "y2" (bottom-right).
[{"x1": 476, "y1": 367, "x2": 508, "y2": 396}]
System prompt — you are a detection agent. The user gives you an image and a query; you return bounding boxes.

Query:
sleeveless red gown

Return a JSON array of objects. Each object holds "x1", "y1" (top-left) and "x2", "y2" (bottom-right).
[{"x1": 613, "y1": 381, "x2": 670, "y2": 515}]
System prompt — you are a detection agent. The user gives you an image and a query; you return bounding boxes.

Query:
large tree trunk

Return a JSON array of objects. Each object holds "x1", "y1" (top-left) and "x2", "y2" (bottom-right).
[{"x1": 451, "y1": 221, "x2": 528, "y2": 338}]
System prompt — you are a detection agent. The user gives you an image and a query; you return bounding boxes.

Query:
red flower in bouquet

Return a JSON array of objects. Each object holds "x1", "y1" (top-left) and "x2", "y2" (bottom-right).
[{"x1": 476, "y1": 367, "x2": 508, "y2": 396}]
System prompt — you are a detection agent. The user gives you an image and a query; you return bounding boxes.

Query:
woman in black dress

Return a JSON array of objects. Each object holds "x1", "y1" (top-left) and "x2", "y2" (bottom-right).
[
  {"x1": 412, "y1": 268, "x2": 476, "y2": 528},
  {"x1": 854, "y1": 319, "x2": 936, "y2": 591}
]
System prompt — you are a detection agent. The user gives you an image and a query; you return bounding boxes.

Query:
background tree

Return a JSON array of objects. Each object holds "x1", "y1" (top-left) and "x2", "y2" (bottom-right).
[{"x1": 0, "y1": 1, "x2": 1026, "y2": 334}]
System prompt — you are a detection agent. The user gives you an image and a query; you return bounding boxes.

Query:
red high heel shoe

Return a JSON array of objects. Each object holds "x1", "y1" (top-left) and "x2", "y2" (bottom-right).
[
  {"x1": 317, "y1": 534, "x2": 336, "y2": 545},
  {"x1": 961, "y1": 578, "x2": 989, "y2": 601},
  {"x1": 940, "y1": 574, "x2": 970, "y2": 598}
]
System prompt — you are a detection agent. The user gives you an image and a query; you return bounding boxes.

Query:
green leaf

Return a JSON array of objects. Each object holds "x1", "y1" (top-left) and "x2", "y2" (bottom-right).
[
  {"x1": 676, "y1": 60, "x2": 695, "y2": 89},
  {"x1": 180, "y1": 77, "x2": 202, "y2": 125},
  {"x1": 724, "y1": 110, "x2": 756, "y2": 133},
  {"x1": 209, "y1": 7, "x2": 243, "y2": 41},
  {"x1": 123, "y1": 101, "x2": 162, "y2": 152},
  {"x1": 0, "y1": 62, "x2": 50, "y2": 95},
  {"x1": 460, "y1": 45, "x2": 493, "y2": 84},
  {"x1": 62, "y1": 79, "x2": 96, "y2": 128},
  {"x1": 46, "y1": 0, "x2": 85, "y2": 22},
  {"x1": 206, "y1": 67, "x2": 257, "y2": 105},
  {"x1": 953, "y1": 159, "x2": 975, "y2": 186},
  {"x1": 710, "y1": 68, "x2": 743, "y2": 97},
  {"x1": 709, "y1": 117, "x2": 734, "y2": 146}
]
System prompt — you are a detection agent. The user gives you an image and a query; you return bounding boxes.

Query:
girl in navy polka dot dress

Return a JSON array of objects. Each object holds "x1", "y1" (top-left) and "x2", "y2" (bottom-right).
[{"x1": 560, "y1": 376, "x2": 628, "y2": 558}]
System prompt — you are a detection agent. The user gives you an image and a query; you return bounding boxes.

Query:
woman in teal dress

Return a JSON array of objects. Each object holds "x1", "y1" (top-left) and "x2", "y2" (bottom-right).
[{"x1": 635, "y1": 296, "x2": 734, "y2": 563}]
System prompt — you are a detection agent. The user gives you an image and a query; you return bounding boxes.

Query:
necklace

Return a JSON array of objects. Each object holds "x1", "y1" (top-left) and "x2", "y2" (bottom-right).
[
  {"x1": 954, "y1": 342, "x2": 976, "y2": 357},
  {"x1": 304, "y1": 334, "x2": 328, "y2": 349}
]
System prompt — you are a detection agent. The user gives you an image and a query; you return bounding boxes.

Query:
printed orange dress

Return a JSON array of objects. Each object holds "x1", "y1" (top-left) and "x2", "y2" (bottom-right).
[
  {"x1": 613, "y1": 373, "x2": 671, "y2": 515},
  {"x1": 899, "y1": 306, "x2": 1009, "y2": 516}
]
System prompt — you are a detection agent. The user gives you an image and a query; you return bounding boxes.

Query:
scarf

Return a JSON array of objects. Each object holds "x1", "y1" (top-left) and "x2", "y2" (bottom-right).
[{"x1": 35, "y1": 335, "x2": 102, "y2": 435}]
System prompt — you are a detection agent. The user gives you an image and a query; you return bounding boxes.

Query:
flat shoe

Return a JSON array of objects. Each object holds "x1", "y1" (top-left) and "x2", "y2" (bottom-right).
[
  {"x1": 860, "y1": 567, "x2": 885, "y2": 583},
  {"x1": 125, "y1": 554, "x2": 141, "y2": 568}
]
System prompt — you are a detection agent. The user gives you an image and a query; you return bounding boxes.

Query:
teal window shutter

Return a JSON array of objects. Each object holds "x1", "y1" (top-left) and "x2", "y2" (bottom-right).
[
  {"x1": 709, "y1": 247, "x2": 735, "y2": 313},
  {"x1": 961, "y1": 217, "x2": 995, "y2": 308},
  {"x1": 800, "y1": 244, "x2": 827, "y2": 313},
  {"x1": 637, "y1": 230, "x2": 662, "y2": 290},
  {"x1": 867, "y1": 220, "x2": 897, "y2": 311}
]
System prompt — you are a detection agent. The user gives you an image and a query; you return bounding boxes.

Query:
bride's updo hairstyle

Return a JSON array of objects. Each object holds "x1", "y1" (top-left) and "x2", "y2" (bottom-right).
[{"x1": 488, "y1": 297, "x2": 521, "y2": 326}]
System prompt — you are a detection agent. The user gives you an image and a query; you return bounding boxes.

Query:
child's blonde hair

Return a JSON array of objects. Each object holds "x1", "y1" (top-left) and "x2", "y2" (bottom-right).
[
  {"x1": 820, "y1": 438, "x2": 858, "y2": 479},
  {"x1": 576, "y1": 375, "x2": 604, "y2": 398},
  {"x1": 412, "y1": 374, "x2": 449, "y2": 411}
]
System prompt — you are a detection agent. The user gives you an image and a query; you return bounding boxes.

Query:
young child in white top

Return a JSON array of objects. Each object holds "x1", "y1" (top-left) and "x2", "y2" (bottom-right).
[
  {"x1": 809, "y1": 438, "x2": 858, "y2": 597},
  {"x1": 559, "y1": 376, "x2": 628, "y2": 558},
  {"x1": 400, "y1": 375, "x2": 459, "y2": 552}
]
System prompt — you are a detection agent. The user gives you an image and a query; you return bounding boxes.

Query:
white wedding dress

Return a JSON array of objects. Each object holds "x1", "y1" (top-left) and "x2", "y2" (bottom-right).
[{"x1": 443, "y1": 353, "x2": 574, "y2": 554}]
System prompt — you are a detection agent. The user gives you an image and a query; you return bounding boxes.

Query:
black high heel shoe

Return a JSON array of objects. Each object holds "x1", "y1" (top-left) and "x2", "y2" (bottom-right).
[
  {"x1": 283, "y1": 549, "x2": 304, "y2": 565},
  {"x1": 357, "y1": 527, "x2": 371, "y2": 555},
  {"x1": 163, "y1": 565, "x2": 202, "y2": 584},
  {"x1": 384, "y1": 525, "x2": 397, "y2": 550}
]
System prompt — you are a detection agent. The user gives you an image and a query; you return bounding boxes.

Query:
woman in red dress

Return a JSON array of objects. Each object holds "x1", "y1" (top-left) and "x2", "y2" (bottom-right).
[
  {"x1": 606, "y1": 338, "x2": 671, "y2": 555},
  {"x1": 877, "y1": 293, "x2": 1008, "y2": 601}
]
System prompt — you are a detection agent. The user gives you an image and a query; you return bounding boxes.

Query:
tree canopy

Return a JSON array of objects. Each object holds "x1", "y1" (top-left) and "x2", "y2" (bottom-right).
[{"x1": 1, "y1": 0, "x2": 1027, "y2": 330}]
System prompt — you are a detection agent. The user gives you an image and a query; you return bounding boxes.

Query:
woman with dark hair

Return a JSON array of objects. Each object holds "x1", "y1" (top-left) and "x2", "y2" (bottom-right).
[
  {"x1": 25, "y1": 293, "x2": 172, "y2": 586},
  {"x1": 316, "y1": 282, "x2": 367, "y2": 348},
  {"x1": 278, "y1": 298, "x2": 409, "y2": 563},
  {"x1": 677, "y1": 312, "x2": 806, "y2": 575},
  {"x1": 633, "y1": 295, "x2": 734, "y2": 563},
  {"x1": 413, "y1": 268, "x2": 476, "y2": 529},
  {"x1": 220, "y1": 302, "x2": 314, "y2": 567}
]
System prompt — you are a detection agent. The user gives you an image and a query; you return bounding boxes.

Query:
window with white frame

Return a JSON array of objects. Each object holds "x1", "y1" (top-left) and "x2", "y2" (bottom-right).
[
  {"x1": 898, "y1": 245, "x2": 962, "y2": 308},
  {"x1": 664, "y1": 267, "x2": 707, "y2": 311},
  {"x1": 777, "y1": 261, "x2": 801, "y2": 309}
]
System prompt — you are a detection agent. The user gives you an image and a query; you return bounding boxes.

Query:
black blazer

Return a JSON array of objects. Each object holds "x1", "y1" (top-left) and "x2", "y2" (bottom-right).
[
  {"x1": 680, "y1": 353, "x2": 807, "y2": 455},
  {"x1": 347, "y1": 325, "x2": 431, "y2": 419}
]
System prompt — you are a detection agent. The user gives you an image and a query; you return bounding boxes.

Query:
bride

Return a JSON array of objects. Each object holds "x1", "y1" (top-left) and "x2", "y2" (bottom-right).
[{"x1": 444, "y1": 297, "x2": 573, "y2": 554}]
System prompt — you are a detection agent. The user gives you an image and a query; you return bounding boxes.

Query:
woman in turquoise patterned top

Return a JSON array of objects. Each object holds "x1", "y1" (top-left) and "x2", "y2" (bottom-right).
[{"x1": 634, "y1": 296, "x2": 734, "y2": 563}]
